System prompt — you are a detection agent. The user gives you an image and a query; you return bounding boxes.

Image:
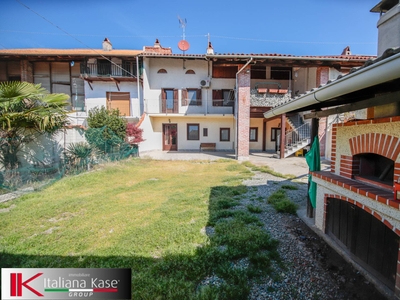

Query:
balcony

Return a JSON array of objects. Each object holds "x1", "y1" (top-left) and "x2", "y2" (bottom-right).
[
  {"x1": 250, "y1": 81, "x2": 292, "y2": 107},
  {"x1": 145, "y1": 98, "x2": 235, "y2": 115},
  {"x1": 80, "y1": 62, "x2": 137, "y2": 84}
]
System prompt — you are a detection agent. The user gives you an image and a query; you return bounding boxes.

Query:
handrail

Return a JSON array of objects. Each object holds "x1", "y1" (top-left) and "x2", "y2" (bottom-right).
[{"x1": 277, "y1": 123, "x2": 311, "y2": 154}]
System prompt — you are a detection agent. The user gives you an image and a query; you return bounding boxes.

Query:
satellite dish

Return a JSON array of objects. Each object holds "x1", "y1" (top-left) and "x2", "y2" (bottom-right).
[{"x1": 178, "y1": 40, "x2": 190, "y2": 51}]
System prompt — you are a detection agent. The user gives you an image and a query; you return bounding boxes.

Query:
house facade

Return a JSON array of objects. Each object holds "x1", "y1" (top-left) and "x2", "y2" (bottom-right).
[{"x1": 138, "y1": 44, "x2": 372, "y2": 160}]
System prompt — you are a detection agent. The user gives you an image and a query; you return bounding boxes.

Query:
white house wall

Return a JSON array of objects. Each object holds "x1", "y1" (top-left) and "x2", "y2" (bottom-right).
[
  {"x1": 139, "y1": 115, "x2": 235, "y2": 152},
  {"x1": 84, "y1": 81, "x2": 140, "y2": 118}
]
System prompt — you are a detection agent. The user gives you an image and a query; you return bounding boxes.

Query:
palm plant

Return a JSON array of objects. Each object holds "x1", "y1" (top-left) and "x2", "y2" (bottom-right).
[
  {"x1": 0, "y1": 81, "x2": 69, "y2": 170},
  {"x1": 65, "y1": 142, "x2": 94, "y2": 171}
]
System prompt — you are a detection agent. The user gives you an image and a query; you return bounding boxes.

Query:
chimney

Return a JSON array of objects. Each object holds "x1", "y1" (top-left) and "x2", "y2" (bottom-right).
[
  {"x1": 154, "y1": 39, "x2": 161, "y2": 48},
  {"x1": 341, "y1": 46, "x2": 351, "y2": 56},
  {"x1": 102, "y1": 38, "x2": 112, "y2": 51},
  {"x1": 206, "y1": 42, "x2": 214, "y2": 55},
  {"x1": 371, "y1": 0, "x2": 400, "y2": 56}
]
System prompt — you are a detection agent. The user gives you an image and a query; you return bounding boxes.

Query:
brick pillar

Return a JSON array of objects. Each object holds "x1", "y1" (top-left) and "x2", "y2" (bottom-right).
[
  {"x1": 21, "y1": 60, "x2": 33, "y2": 83},
  {"x1": 237, "y1": 65, "x2": 251, "y2": 161}
]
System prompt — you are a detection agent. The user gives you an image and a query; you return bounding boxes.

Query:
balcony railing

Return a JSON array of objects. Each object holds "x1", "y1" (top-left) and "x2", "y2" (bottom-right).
[
  {"x1": 145, "y1": 98, "x2": 235, "y2": 115},
  {"x1": 80, "y1": 62, "x2": 137, "y2": 77}
]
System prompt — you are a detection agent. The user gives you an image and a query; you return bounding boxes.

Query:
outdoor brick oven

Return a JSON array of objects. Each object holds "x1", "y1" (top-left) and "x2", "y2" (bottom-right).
[{"x1": 311, "y1": 117, "x2": 400, "y2": 296}]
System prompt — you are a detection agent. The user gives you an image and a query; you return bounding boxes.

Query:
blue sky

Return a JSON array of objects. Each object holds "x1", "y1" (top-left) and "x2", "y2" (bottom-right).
[{"x1": 1, "y1": 0, "x2": 380, "y2": 56}]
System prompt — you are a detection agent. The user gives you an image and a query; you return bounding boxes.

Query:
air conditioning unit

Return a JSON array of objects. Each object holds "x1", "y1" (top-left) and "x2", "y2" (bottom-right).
[{"x1": 200, "y1": 78, "x2": 211, "y2": 88}]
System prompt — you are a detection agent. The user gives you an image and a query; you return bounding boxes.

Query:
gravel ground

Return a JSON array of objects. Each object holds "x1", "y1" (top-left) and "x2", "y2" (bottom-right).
[{"x1": 236, "y1": 170, "x2": 387, "y2": 300}]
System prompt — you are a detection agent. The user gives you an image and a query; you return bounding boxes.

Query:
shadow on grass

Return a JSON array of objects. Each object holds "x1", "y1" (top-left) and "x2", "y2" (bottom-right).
[{"x1": 0, "y1": 184, "x2": 282, "y2": 300}]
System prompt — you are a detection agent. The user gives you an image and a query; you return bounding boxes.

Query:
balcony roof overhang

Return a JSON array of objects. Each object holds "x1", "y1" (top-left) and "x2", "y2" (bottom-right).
[{"x1": 264, "y1": 48, "x2": 400, "y2": 119}]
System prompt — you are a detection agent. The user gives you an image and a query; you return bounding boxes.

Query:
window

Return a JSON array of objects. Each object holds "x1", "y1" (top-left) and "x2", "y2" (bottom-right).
[
  {"x1": 106, "y1": 92, "x2": 130, "y2": 116},
  {"x1": 271, "y1": 67, "x2": 292, "y2": 80},
  {"x1": 212, "y1": 65, "x2": 237, "y2": 78},
  {"x1": 220, "y1": 128, "x2": 230, "y2": 142},
  {"x1": 181, "y1": 89, "x2": 202, "y2": 106},
  {"x1": 203, "y1": 128, "x2": 208, "y2": 137},
  {"x1": 249, "y1": 127, "x2": 258, "y2": 142},
  {"x1": 187, "y1": 124, "x2": 199, "y2": 140},
  {"x1": 271, "y1": 127, "x2": 281, "y2": 142},
  {"x1": 97, "y1": 59, "x2": 111, "y2": 75},
  {"x1": 212, "y1": 89, "x2": 234, "y2": 106},
  {"x1": 251, "y1": 65, "x2": 266, "y2": 79},
  {"x1": 162, "y1": 89, "x2": 178, "y2": 113}
]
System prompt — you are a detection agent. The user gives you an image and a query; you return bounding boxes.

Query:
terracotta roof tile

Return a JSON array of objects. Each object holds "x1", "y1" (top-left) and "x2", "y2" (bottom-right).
[{"x1": 0, "y1": 48, "x2": 142, "y2": 56}]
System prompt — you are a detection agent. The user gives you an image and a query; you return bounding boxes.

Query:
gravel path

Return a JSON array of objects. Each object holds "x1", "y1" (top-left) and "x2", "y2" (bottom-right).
[{"x1": 237, "y1": 171, "x2": 386, "y2": 300}]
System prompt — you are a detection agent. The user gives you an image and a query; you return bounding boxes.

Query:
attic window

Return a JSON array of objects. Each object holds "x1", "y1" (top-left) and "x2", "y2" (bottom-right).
[
  {"x1": 185, "y1": 69, "x2": 195, "y2": 74},
  {"x1": 271, "y1": 67, "x2": 292, "y2": 80},
  {"x1": 157, "y1": 69, "x2": 167, "y2": 74}
]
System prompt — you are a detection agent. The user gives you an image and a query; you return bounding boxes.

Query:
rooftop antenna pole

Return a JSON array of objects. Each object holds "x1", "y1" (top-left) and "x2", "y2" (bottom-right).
[
  {"x1": 178, "y1": 15, "x2": 187, "y2": 41},
  {"x1": 177, "y1": 15, "x2": 190, "y2": 69}
]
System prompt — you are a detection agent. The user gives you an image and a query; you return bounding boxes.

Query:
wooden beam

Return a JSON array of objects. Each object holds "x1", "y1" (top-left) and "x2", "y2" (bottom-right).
[
  {"x1": 303, "y1": 90, "x2": 400, "y2": 119},
  {"x1": 111, "y1": 78, "x2": 120, "y2": 91}
]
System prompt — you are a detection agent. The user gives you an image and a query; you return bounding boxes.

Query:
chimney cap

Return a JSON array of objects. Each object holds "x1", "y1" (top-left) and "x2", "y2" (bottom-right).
[
  {"x1": 370, "y1": 0, "x2": 398, "y2": 13},
  {"x1": 341, "y1": 46, "x2": 351, "y2": 55}
]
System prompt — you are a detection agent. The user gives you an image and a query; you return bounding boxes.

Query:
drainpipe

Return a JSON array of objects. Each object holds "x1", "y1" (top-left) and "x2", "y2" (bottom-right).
[
  {"x1": 136, "y1": 56, "x2": 142, "y2": 116},
  {"x1": 235, "y1": 57, "x2": 253, "y2": 159}
]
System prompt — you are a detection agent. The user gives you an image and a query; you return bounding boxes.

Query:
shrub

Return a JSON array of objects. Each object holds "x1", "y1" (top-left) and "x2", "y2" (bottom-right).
[
  {"x1": 273, "y1": 199, "x2": 298, "y2": 214},
  {"x1": 126, "y1": 123, "x2": 144, "y2": 145}
]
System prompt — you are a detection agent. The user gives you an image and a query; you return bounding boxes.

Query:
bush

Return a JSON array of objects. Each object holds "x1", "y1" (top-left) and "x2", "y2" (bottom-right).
[
  {"x1": 86, "y1": 106, "x2": 127, "y2": 153},
  {"x1": 273, "y1": 199, "x2": 298, "y2": 214},
  {"x1": 247, "y1": 204, "x2": 262, "y2": 214},
  {"x1": 267, "y1": 189, "x2": 298, "y2": 214}
]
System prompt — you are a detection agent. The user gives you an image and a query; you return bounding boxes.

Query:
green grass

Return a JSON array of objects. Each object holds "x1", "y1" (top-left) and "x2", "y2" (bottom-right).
[
  {"x1": 247, "y1": 204, "x2": 263, "y2": 213},
  {"x1": 281, "y1": 184, "x2": 299, "y2": 190},
  {"x1": 241, "y1": 161, "x2": 296, "y2": 179},
  {"x1": 267, "y1": 189, "x2": 298, "y2": 214},
  {"x1": 0, "y1": 158, "x2": 280, "y2": 299}
]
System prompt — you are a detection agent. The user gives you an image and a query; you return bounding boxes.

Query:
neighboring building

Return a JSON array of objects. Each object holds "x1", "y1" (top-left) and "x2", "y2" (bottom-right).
[
  {"x1": 139, "y1": 42, "x2": 372, "y2": 160},
  {"x1": 264, "y1": 1, "x2": 400, "y2": 298}
]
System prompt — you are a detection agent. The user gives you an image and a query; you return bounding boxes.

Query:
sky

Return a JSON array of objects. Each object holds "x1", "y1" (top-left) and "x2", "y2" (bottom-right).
[{"x1": 0, "y1": 0, "x2": 380, "y2": 56}]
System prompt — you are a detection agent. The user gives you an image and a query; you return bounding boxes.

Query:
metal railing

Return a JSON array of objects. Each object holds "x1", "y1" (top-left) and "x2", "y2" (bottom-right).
[
  {"x1": 277, "y1": 123, "x2": 311, "y2": 152},
  {"x1": 80, "y1": 62, "x2": 137, "y2": 77}
]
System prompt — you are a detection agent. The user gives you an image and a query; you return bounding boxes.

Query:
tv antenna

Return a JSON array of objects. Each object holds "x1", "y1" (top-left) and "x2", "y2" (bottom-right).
[{"x1": 177, "y1": 15, "x2": 190, "y2": 66}]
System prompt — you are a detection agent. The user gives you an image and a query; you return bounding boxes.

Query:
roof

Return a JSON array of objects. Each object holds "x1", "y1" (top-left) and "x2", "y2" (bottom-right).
[
  {"x1": 0, "y1": 48, "x2": 143, "y2": 57},
  {"x1": 370, "y1": 0, "x2": 399, "y2": 13},
  {"x1": 141, "y1": 52, "x2": 375, "y2": 63},
  {"x1": 263, "y1": 47, "x2": 400, "y2": 119}
]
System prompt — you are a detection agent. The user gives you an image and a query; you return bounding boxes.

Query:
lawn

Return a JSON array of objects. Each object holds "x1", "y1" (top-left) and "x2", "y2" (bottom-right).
[{"x1": 0, "y1": 158, "x2": 280, "y2": 299}]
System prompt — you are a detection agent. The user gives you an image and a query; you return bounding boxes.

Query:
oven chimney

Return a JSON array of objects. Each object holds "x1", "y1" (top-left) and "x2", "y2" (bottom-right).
[
  {"x1": 371, "y1": 0, "x2": 400, "y2": 56},
  {"x1": 102, "y1": 38, "x2": 112, "y2": 51}
]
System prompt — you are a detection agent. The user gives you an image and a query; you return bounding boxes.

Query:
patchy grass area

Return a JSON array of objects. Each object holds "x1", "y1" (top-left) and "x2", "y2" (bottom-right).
[
  {"x1": 0, "y1": 158, "x2": 279, "y2": 299},
  {"x1": 267, "y1": 189, "x2": 298, "y2": 215},
  {"x1": 241, "y1": 161, "x2": 296, "y2": 179}
]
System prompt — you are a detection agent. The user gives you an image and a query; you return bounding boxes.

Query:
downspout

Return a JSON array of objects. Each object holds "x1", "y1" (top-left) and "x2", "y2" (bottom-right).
[
  {"x1": 136, "y1": 55, "x2": 142, "y2": 116},
  {"x1": 235, "y1": 57, "x2": 253, "y2": 159}
]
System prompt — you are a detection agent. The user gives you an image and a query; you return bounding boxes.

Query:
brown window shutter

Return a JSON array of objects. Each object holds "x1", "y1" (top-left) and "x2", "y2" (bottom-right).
[
  {"x1": 173, "y1": 89, "x2": 178, "y2": 113},
  {"x1": 196, "y1": 89, "x2": 202, "y2": 106},
  {"x1": 161, "y1": 89, "x2": 166, "y2": 113},
  {"x1": 181, "y1": 89, "x2": 188, "y2": 106},
  {"x1": 212, "y1": 90, "x2": 222, "y2": 106}
]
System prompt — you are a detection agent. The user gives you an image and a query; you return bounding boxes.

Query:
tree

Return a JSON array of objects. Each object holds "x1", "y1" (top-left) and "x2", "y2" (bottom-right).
[
  {"x1": 85, "y1": 106, "x2": 127, "y2": 154},
  {"x1": 0, "y1": 81, "x2": 69, "y2": 169},
  {"x1": 126, "y1": 123, "x2": 144, "y2": 145}
]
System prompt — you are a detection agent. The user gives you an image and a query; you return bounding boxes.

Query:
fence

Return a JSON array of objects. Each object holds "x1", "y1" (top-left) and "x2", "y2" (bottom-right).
[{"x1": 0, "y1": 126, "x2": 139, "y2": 192}]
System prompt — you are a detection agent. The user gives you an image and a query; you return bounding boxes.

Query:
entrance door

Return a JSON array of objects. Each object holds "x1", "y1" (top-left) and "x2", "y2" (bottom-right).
[{"x1": 163, "y1": 124, "x2": 177, "y2": 151}]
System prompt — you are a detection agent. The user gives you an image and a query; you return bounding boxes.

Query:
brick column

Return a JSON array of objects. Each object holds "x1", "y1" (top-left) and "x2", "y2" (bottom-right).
[
  {"x1": 21, "y1": 60, "x2": 33, "y2": 83},
  {"x1": 237, "y1": 65, "x2": 251, "y2": 161}
]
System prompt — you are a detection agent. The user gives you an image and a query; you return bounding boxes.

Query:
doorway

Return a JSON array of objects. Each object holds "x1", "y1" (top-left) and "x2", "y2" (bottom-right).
[{"x1": 163, "y1": 124, "x2": 177, "y2": 151}]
